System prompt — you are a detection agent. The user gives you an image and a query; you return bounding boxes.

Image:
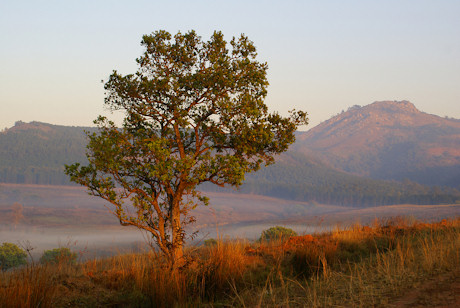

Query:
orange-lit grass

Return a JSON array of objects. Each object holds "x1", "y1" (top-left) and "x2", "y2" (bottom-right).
[
  {"x1": 0, "y1": 217, "x2": 458, "y2": 307},
  {"x1": 253, "y1": 218, "x2": 460, "y2": 307},
  {"x1": 0, "y1": 265, "x2": 56, "y2": 308},
  {"x1": 77, "y1": 239, "x2": 254, "y2": 306},
  {"x1": 218, "y1": 217, "x2": 460, "y2": 307}
]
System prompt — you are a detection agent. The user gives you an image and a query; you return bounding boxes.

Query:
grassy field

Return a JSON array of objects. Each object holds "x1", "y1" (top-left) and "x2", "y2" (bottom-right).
[{"x1": 0, "y1": 217, "x2": 459, "y2": 307}]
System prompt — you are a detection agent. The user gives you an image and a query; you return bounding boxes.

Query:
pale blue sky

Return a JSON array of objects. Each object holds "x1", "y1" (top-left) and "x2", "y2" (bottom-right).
[{"x1": 1, "y1": 0, "x2": 459, "y2": 130}]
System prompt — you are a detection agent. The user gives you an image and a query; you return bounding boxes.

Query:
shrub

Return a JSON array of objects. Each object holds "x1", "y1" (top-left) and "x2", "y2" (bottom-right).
[
  {"x1": 259, "y1": 226, "x2": 297, "y2": 242},
  {"x1": 204, "y1": 238, "x2": 218, "y2": 247},
  {"x1": 40, "y1": 248, "x2": 77, "y2": 265},
  {"x1": 0, "y1": 242, "x2": 27, "y2": 271}
]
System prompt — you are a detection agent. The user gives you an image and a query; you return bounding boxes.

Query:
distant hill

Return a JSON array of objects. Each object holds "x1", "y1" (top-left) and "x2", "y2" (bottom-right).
[
  {"x1": 0, "y1": 121, "x2": 94, "y2": 185},
  {"x1": 295, "y1": 101, "x2": 460, "y2": 187},
  {"x1": 1, "y1": 107, "x2": 459, "y2": 206}
]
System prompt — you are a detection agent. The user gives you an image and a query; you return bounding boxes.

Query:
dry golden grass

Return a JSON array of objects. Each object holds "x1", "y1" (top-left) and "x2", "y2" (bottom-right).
[
  {"x1": 0, "y1": 217, "x2": 458, "y2": 307},
  {"x1": 0, "y1": 265, "x2": 56, "y2": 308}
]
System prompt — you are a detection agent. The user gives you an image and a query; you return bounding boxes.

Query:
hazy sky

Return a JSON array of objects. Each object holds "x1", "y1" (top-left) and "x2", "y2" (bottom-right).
[{"x1": 1, "y1": 0, "x2": 459, "y2": 130}]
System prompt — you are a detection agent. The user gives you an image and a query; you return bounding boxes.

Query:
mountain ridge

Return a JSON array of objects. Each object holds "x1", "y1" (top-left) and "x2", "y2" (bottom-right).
[{"x1": 295, "y1": 100, "x2": 460, "y2": 187}]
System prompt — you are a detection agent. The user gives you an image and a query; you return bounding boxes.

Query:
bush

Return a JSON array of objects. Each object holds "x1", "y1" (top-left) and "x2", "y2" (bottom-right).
[
  {"x1": 259, "y1": 226, "x2": 297, "y2": 242},
  {"x1": 40, "y1": 247, "x2": 77, "y2": 265},
  {"x1": 204, "y1": 238, "x2": 218, "y2": 247},
  {"x1": 0, "y1": 242, "x2": 27, "y2": 271}
]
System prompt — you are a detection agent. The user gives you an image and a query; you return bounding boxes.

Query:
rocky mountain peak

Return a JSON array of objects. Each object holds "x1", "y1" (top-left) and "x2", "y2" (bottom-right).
[
  {"x1": 295, "y1": 100, "x2": 460, "y2": 187},
  {"x1": 5, "y1": 121, "x2": 54, "y2": 135},
  {"x1": 303, "y1": 101, "x2": 428, "y2": 141},
  {"x1": 366, "y1": 100, "x2": 419, "y2": 114}
]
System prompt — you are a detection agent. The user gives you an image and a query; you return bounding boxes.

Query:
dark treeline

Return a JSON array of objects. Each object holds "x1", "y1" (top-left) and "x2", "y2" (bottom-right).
[
  {"x1": 201, "y1": 152, "x2": 460, "y2": 206},
  {"x1": 239, "y1": 179, "x2": 460, "y2": 207},
  {"x1": 0, "y1": 166, "x2": 70, "y2": 185},
  {"x1": 1, "y1": 121, "x2": 459, "y2": 206}
]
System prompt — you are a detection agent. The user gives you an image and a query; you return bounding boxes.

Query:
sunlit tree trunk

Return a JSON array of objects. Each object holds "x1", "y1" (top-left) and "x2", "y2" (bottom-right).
[{"x1": 170, "y1": 198, "x2": 184, "y2": 269}]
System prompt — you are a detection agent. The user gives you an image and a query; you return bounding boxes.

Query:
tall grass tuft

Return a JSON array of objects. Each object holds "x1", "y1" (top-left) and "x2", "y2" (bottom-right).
[
  {"x1": 0, "y1": 265, "x2": 56, "y2": 308},
  {"x1": 78, "y1": 239, "x2": 251, "y2": 306}
]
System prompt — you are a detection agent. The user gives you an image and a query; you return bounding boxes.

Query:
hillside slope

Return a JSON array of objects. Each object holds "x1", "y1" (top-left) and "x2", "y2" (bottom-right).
[{"x1": 296, "y1": 101, "x2": 460, "y2": 187}]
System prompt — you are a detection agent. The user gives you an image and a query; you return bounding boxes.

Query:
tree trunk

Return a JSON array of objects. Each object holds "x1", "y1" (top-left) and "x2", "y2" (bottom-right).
[
  {"x1": 170, "y1": 201, "x2": 184, "y2": 269},
  {"x1": 172, "y1": 244, "x2": 184, "y2": 269}
]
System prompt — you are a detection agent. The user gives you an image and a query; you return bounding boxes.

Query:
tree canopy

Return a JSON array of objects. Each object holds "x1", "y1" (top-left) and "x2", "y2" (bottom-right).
[{"x1": 65, "y1": 30, "x2": 307, "y2": 267}]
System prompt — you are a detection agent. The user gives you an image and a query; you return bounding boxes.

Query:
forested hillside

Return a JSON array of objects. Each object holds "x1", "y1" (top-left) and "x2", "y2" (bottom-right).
[
  {"x1": 0, "y1": 121, "x2": 93, "y2": 185},
  {"x1": 242, "y1": 153, "x2": 459, "y2": 206},
  {"x1": 1, "y1": 120, "x2": 459, "y2": 206},
  {"x1": 203, "y1": 152, "x2": 460, "y2": 206}
]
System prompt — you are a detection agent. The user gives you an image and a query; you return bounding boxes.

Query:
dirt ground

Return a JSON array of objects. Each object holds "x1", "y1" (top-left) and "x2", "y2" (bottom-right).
[{"x1": 390, "y1": 270, "x2": 460, "y2": 307}]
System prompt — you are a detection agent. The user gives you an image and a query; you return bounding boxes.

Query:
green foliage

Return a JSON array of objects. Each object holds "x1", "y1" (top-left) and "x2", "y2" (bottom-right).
[
  {"x1": 40, "y1": 248, "x2": 77, "y2": 265},
  {"x1": 204, "y1": 238, "x2": 218, "y2": 247},
  {"x1": 64, "y1": 29, "x2": 307, "y2": 265},
  {"x1": 0, "y1": 242, "x2": 27, "y2": 271},
  {"x1": 259, "y1": 226, "x2": 297, "y2": 242}
]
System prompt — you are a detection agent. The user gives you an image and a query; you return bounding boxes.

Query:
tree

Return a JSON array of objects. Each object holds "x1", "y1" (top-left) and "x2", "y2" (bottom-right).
[
  {"x1": 0, "y1": 242, "x2": 27, "y2": 271},
  {"x1": 65, "y1": 30, "x2": 307, "y2": 267},
  {"x1": 40, "y1": 247, "x2": 77, "y2": 265}
]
